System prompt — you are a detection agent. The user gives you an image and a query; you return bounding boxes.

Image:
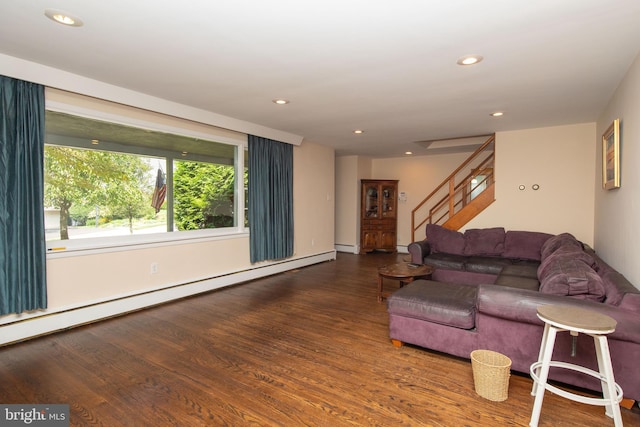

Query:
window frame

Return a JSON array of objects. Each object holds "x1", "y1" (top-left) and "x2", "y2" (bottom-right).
[{"x1": 44, "y1": 100, "x2": 248, "y2": 256}]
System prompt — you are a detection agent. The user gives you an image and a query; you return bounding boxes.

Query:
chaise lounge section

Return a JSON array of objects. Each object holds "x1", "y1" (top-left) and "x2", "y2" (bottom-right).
[{"x1": 389, "y1": 225, "x2": 640, "y2": 401}]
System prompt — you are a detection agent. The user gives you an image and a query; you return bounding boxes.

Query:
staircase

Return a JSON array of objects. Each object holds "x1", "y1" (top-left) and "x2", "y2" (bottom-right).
[{"x1": 411, "y1": 135, "x2": 495, "y2": 241}]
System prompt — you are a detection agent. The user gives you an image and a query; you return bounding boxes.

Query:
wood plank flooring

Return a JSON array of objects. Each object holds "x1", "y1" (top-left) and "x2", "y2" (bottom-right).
[{"x1": 1, "y1": 252, "x2": 639, "y2": 426}]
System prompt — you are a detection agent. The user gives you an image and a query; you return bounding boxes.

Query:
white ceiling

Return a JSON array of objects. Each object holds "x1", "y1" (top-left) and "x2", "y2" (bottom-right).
[{"x1": 1, "y1": 0, "x2": 640, "y2": 158}]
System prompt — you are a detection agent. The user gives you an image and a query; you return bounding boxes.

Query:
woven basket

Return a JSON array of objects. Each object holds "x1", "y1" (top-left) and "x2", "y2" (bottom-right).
[{"x1": 470, "y1": 350, "x2": 512, "y2": 402}]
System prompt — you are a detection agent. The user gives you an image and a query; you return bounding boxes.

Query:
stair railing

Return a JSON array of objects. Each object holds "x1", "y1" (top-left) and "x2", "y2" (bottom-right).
[{"x1": 411, "y1": 135, "x2": 495, "y2": 241}]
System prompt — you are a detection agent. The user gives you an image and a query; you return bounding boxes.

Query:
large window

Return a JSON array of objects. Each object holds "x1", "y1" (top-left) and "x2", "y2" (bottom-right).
[{"x1": 44, "y1": 110, "x2": 247, "y2": 248}]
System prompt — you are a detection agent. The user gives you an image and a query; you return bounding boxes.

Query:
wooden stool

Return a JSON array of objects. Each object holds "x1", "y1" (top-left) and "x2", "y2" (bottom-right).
[{"x1": 529, "y1": 305, "x2": 624, "y2": 427}]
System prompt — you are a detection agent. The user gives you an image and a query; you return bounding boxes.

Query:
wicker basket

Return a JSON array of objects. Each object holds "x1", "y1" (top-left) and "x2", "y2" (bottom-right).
[{"x1": 470, "y1": 350, "x2": 512, "y2": 402}]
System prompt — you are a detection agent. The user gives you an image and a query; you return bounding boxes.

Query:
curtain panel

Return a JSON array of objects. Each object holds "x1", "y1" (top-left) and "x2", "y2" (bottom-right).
[
  {"x1": 248, "y1": 135, "x2": 293, "y2": 263},
  {"x1": 0, "y1": 75, "x2": 47, "y2": 315}
]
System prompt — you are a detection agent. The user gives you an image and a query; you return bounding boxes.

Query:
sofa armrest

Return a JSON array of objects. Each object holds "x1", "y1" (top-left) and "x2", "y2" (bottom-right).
[
  {"x1": 407, "y1": 240, "x2": 431, "y2": 264},
  {"x1": 478, "y1": 284, "x2": 640, "y2": 344}
]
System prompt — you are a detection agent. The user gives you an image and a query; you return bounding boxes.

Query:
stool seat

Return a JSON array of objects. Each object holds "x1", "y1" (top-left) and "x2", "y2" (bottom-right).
[
  {"x1": 537, "y1": 304, "x2": 617, "y2": 334},
  {"x1": 529, "y1": 304, "x2": 624, "y2": 427}
]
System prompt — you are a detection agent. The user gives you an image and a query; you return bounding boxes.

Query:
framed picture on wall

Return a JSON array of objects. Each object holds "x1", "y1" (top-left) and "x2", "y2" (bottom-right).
[{"x1": 602, "y1": 118, "x2": 620, "y2": 190}]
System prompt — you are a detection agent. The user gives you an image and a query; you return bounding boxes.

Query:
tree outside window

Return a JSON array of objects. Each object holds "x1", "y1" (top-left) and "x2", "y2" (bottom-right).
[{"x1": 44, "y1": 110, "x2": 245, "y2": 244}]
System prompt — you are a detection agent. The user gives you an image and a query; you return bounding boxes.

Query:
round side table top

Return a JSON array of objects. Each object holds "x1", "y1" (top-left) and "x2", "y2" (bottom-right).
[
  {"x1": 537, "y1": 304, "x2": 617, "y2": 334},
  {"x1": 378, "y1": 263, "x2": 433, "y2": 280}
]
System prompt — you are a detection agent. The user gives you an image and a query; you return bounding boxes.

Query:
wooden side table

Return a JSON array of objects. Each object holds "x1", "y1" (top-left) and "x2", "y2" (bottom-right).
[{"x1": 377, "y1": 263, "x2": 434, "y2": 302}]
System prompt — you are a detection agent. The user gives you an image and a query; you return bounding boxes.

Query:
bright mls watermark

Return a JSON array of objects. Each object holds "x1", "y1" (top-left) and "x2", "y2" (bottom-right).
[{"x1": 0, "y1": 405, "x2": 69, "y2": 426}]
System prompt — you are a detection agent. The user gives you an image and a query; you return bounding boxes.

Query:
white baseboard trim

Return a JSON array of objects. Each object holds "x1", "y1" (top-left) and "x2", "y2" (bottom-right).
[
  {"x1": 335, "y1": 244, "x2": 359, "y2": 254},
  {"x1": 0, "y1": 250, "x2": 336, "y2": 346}
]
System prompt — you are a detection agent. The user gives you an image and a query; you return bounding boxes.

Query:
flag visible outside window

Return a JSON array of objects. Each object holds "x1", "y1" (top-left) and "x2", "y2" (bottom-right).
[{"x1": 151, "y1": 168, "x2": 166, "y2": 213}]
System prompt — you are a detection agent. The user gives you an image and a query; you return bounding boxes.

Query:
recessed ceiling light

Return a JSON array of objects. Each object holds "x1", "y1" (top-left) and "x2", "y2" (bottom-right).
[
  {"x1": 272, "y1": 99, "x2": 290, "y2": 105},
  {"x1": 490, "y1": 111, "x2": 504, "y2": 117},
  {"x1": 353, "y1": 130, "x2": 364, "y2": 134},
  {"x1": 405, "y1": 151, "x2": 413, "y2": 155},
  {"x1": 44, "y1": 9, "x2": 83, "y2": 27},
  {"x1": 456, "y1": 54, "x2": 483, "y2": 66}
]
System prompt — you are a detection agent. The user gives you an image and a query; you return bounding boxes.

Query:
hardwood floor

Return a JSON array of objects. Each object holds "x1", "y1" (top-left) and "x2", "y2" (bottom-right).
[{"x1": 1, "y1": 252, "x2": 638, "y2": 426}]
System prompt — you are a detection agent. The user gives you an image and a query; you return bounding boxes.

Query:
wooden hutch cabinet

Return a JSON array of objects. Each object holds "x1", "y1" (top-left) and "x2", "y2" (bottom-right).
[{"x1": 360, "y1": 179, "x2": 398, "y2": 253}]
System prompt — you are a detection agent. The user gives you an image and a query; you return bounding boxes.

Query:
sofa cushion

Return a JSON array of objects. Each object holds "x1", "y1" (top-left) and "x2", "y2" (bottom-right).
[
  {"x1": 426, "y1": 224, "x2": 465, "y2": 255},
  {"x1": 431, "y1": 269, "x2": 498, "y2": 286},
  {"x1": 500, "y1": 264, "x2": 539, "y2": 279},
  {"x1": 540, "y1": 233, "x2": 583, "y2": 259},
  {"x1": 599, "y1": 267, "x2": 637, "y2": 306},
  {"x1": 601, "y1": 269, "x2": 627, "y2": 306},
  {"x1": 494, "y1": 274, "x2": 540, "y2": 291},
  {"x1": 387, "y1": 280, "x2": 478, "y2": 330},
  {"x1": 537, "y1": 247, "x2": 597, "y2": 279},
  {"x1": 465, "y1": 256, "x2": 513, "y2": 275},
  {"x1": 463, "y1": 227, "x2": 506, "y2": 256},
  {"x1": 494, "y1": 263, "x2": 541, "y2": 291},
  {"x1": 539, "y1": 257, "x2": 605, "y2": 302},
  {"x1": 619, "y1": 293, "x2": 640, "y2": 314},
  {"x1": 502, "y1": 230, "x2": 553, "y2": 261},
  {"x1": 422, "y1": 252, "x2": 466, "y2": 270}
]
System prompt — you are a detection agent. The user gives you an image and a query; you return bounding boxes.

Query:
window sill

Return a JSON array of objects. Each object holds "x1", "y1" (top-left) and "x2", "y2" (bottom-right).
[{"x1": 46, "y1": 228, "x2": 250, "y2": 258}]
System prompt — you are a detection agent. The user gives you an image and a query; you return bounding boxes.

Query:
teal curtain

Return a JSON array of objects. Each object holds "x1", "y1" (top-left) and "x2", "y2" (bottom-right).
[
  {"x1": 0, "y1": 75, "x2": 47, "y2": 315},
  {"x1": 248, "y1": 135, "x2": 293, "y2": 263}
]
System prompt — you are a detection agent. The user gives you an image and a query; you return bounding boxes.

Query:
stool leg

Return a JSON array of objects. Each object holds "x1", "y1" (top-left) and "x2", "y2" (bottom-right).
[
  {"x1": 530, "y1": 325, "x2": 557, "y2": 427},
  {"x1": 531, "y1": 323, "x2": 551, "y2": 396},
  {"x1": 593, "y1": 335, "x2": 623, "y2": 427},
  {"x1": 377, "y1": 275, "x2": 383, "y2": 303}
]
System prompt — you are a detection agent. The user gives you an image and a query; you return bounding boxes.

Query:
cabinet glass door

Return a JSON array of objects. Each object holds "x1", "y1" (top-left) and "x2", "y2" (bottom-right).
[
  {"x1": 381, "y1": 184, "x2": 396, "y2": 218},
  {"x1": 364, "y1": 184, "x2": 378, "y2": 218}
]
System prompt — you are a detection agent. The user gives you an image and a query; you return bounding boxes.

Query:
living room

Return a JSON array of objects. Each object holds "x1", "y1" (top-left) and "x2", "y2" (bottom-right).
[{"x1": 1, "y1": 1, "x2": 640, "y2": 424}]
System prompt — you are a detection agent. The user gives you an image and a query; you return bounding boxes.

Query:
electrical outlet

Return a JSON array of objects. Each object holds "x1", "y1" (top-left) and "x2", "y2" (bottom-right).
[{"x1": 150, "y1": 262, "x2": 158, "y2": 274}]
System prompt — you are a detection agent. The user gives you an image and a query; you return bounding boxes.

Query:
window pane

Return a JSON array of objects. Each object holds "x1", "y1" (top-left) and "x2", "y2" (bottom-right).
[
  {"x1": 173, "y1": 159, "x2": 236, "y2": 230},
  {"x1": 44, "y1": 110, "x2": 245, "y2": 245},
  {"x1": 44, "y1": 146, "x2": 166, "y2": 242}
]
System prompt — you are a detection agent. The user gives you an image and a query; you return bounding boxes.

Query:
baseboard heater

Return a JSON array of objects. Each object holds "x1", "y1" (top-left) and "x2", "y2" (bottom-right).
[{"x1": 0, "y1": 251, "x2": 336, "y2": 346}]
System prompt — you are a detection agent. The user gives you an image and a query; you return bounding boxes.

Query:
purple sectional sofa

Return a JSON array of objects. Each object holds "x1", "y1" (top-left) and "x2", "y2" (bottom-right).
[{"x1": 389, "y1": 225, "x2": 640, "y2": 401}]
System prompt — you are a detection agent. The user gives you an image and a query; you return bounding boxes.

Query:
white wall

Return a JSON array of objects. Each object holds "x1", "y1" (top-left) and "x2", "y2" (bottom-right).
[
  {"x1": 466, "y1": 123, "x2": 596, "y2": 245},
  {"x1": 595, "y1": 52, "x2": 640, "y2": 287},
  {"x1": 334, "y1": 155, "x2": 373, "y2": 253},
  {"x1": 294, "y1": 141, "x2": 335, "y2": 254},
  {"x1": 335, "y1": 156, "x2": 359, "y2": 250}
]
